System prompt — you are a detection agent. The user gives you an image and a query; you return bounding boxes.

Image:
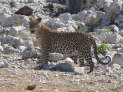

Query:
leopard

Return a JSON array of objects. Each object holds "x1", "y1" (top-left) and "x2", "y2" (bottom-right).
[{"x1": 28, "y1": 16, "x2": 111, "y2": 73}]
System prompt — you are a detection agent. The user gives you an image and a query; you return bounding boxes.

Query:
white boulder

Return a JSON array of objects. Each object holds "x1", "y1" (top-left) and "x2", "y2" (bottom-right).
[
  {"x1": 93, "y1": 25, "x2": 121, "y2": 43},
  {"x1": 72, "y1": 9, "x2": 98, "y2": 23},
  {"x1": 96, "y1": 0, "x2": 122, "y2": 13},
  {"x1": 111, "y1": 25, "x2": 119, "y2": 33},
  {"x1": 108, "y1": 48, "x2": 123, "y2": 66},
  {"x1": 3, "y1": 15, "x2": 29, "y2": 27},
  {"x1": 59, "y1": 13, "x2": 72, "y2": 23},
  {"x1": 110, "y1": 0, "x2": 123, "y2": 13},
  {"x1": 21, "y1": 47, "x2": 38, "y2": 59},
  {"x1": 50, "y1": 62, "x2": 74, "y2": 72},
  {"x1": 0, "y1": 11, "x2": 11, "y2": 25},
  {"x1": 112, "y1": 64, "x2": 121, "y2": 71},
  {"x1": 46, "y1": 18, "x2": 66, "y2": 29},
  {"x1": 93, "y1": 31, "x2": 120, "y2": 43},
  {"x1": 0, "y1": 35, "x2": 24, "y2": 47}
]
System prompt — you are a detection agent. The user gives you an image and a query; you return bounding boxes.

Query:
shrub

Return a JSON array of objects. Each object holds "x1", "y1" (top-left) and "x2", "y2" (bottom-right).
[{"x1": 97, "y1": 44, "x2": 109, "y2": 56}]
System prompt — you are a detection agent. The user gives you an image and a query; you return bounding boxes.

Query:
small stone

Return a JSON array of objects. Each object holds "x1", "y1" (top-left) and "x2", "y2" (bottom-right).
[
  {"x1": 112, "y1": 64, "x2": 121, "y2": 70},
  {"x1": 26, "y1": 84, "x2": 36, "y2": 91}
]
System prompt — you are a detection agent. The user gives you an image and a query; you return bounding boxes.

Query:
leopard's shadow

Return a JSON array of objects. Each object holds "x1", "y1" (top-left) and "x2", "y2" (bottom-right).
[{"x1": 34, "y1": 62, "x2": 74, "y2": 72}]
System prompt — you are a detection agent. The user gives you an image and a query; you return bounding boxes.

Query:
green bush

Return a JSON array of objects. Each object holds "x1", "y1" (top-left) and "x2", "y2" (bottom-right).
[{"x1": 97, "y1": 44, "x2": 109, "y2": 56}]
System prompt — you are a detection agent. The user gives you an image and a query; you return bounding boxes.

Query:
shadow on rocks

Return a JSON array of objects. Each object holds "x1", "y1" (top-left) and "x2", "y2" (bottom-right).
[{"x1": 34, "y1": 62, "x2": 74, "y2": 72}]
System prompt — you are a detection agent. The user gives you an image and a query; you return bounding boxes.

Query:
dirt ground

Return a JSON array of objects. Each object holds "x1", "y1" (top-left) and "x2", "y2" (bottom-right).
[{"x1": 0, "y1": 67, "x2": 122, "y2": 92}]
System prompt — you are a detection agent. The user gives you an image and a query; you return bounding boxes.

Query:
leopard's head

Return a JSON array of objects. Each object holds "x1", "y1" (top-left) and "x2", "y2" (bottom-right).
[{"x1": 29, "y1": 16, "x2": 42, "y2": 34}]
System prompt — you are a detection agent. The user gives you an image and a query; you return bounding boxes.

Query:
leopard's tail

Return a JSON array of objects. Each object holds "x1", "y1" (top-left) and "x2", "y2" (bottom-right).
[{"x1": 92, "y1": 40, "x2": 111, "y2": 65}]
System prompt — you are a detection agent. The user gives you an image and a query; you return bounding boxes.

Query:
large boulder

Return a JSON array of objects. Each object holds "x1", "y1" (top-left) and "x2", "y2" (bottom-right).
[
  {"x1": 3, "y1": 15, "x2": 29, "y2": 27},
  {"x1": 93, "y1": 25, "x2": 122, "y2": 43},
  {"x1": 96, "y1": 0, "x2": 123, "y2": 24},
  {"x1": 109, "y1": 48, "x2": 123, "y2": 66},
  {"x1": 0, "y1": 10, "x2": 11, "y2": 25},
  {"x1": 15, "y1": 6, "x2": 33, "y2": 16},
  {"x1": 96, "y1": 0, "x2": 122, "y2": 13},
  {"x1": 72, "y1": 9, "x2": 98, "y2": 23},
  {"x1": 59, "y1": 13, "x2": 72, "y2": 23}
]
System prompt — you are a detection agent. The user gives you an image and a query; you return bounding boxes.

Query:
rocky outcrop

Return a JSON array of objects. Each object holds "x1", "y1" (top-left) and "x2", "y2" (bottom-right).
[{"x1": 0, "y1": 0, "x2": 122, "y2": 74}]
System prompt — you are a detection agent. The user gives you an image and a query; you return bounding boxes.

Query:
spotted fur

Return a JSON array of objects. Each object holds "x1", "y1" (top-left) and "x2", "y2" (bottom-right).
[{"x1": 29, "y1": 17, "x2": 110, "y2": 73}]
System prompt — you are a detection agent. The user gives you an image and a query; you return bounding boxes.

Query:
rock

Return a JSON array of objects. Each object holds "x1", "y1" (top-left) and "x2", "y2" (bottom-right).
[
  {"x1": 59, "y1": 13, "x2": 72, "y2": 23},
  {"x1": 0, "y1": 0, "x2": 41, "y2": 3},
  {"x1": 3, "y1": 15, "x2": 29, "y2": 27},
  {"x1": 21, "y1": 47, "x2": 38, "y2": 59},
  {"x1": 119, "y1": 29, "x2": 123, "y2": 36},
  {"x1": 72, "y1": 9, "x2": 102, "y2": 30},
  {"x1": 46, "y1": 18, "x2": 66, "y2": 29},
  {"x1": 111, "y1": 25, "x2": 119, "y2": 33},
  {"x1": 72, "y1": 10, "x2": 97, "y2": 23},
  {"x1": 115, "y1": 14, "x2": 123, "y2": 27},
  {"x1": 119, "y1": 37, "x2": 123, "y2": 43},
  {"x1": 0, "y1": 45, "x2": 3, "y2": 52},
  {"x1": 18, "y1": 46, "x2": 27, "y2": 52},
  {"x1": 0, "y1": 26, "x2": 19, "y2": 36},
  {"x1": 66, "y1": 0, "x2": 97, "y2": 14},
  {"x1": 74, "y1": 22, "x2": 89, "y2": 32},
  {"x1": 109, "y1": 0, "x2": 122, "y2": 13},
  {"x1": 26, "y1": 84, "x2": 36, "y2": 91},
  {"x1": 0, "y1": 10, "x2": 11, "y2": 25},
  {"x1": 0, "y1": 42, "x2": 3, "y2": 52},
  {"x1": 96, "y1": 0, "x2": 122, "y2": 24},
  {"x1": 0, "y1": 35, "x2": 24, "y2": 48},
  {"x1": 96, "y1": 0, "x2": 113, "y2": 12},
  {"x1": 15, "y1": 6, "x2": 33, "y2": 16},
  {"x1": 50, "y1": 61, "x2": 74, "y2": 72},
  {"x1": 45, "y1": 15, "x2": 77, "y2": 32},
  {"x1": 93, "y1": 25, "x2": 121, "y2": 43},
  {"x1": 0, "y1": 62, "x2": 8, "y2": 68},
  {"x1": 93, "y1": 31, "x2": 121, "y2": 43},
  {"x1": 3, "y1": 44, "x2": 19, "y2": 54},
  {"x1": 74, "y1": 67, "x2": 86, "y2": 74},
  {"x1": 49, "y1": 53, "x2": 65, "y2": 61},
  {"x1": 9, "y1": 1, "x2": 16, "y2": 8},
  {"x1": 15, "y1": 26, "x2": 35, "y2": 48},
  {"x1": 110, "y1": 48, "x2": 123, "y2": 66},
  {"x1": 47, "y1": 3, "x2": 67, "y2": 17},
  {"x1": 112, "y1": 64, "x2": 121, "y2": 70}
]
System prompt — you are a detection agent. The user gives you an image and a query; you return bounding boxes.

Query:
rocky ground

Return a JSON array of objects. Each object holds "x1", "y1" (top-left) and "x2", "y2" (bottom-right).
[
  {"x1": 0, "y1": 0, "x2": 123, "y2": 92},
  {"x1": 0, "y1": 52, "x2": 123, "y2": 92},
  {"x1": 0, "y1": 67, "x2": 123, "y2": 92}
]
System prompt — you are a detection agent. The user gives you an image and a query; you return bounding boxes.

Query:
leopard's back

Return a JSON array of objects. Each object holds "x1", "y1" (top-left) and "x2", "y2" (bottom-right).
[{"x1": 44, "y1": 32, "x2": 93, "y2": 55}]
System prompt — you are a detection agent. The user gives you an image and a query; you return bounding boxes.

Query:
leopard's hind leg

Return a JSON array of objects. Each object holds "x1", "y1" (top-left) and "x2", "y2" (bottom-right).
[
  {"x1": 79, "y1": 58, "x2": 85, "y2": 67},
  {"x1": 84, "y1": 52, "x2": 94, "y2": 73}
]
